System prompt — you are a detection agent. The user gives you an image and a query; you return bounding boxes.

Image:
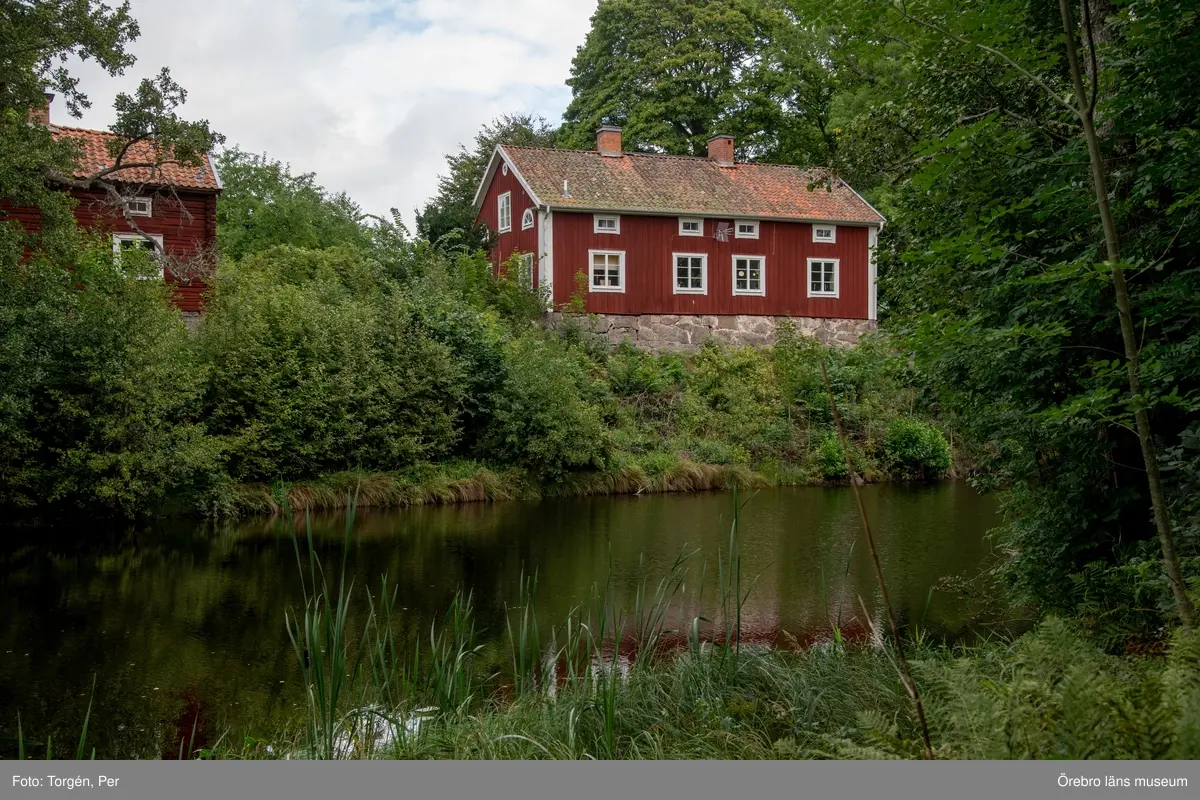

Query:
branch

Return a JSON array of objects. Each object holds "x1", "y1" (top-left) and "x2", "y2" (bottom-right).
[{"x1": 891, "y1": 2, "x2": 1076, "y2": 115}]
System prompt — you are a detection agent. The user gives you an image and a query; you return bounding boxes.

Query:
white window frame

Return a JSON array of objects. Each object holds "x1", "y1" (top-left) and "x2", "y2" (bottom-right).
[
  {"x1": 112, "y1": 233, "x2": 165, "y2": 279},
  {"x1": 498, "y1": 191, "x2": 512, "y2": 233},
  {"x1": 521, "y1": 208, "x2": 535, "y2": 230},
  {"x1": 128, "y1": 196, "x2": 153, "y2": 217},
  {"x1": 517, "y1": 252, "x2": 534, "y2": 287},
  {"x1": 734, "y1": 220, "x2": 760, "y2": 240},
  {"x1": 732, "y1": 254, "x2": 765, "y2": 296},
  {"x1": 807, "y1": 257, "x2": 840, "y2": 298},
  {"x1": 588, "y1": 249, "x2": 625, "y2": 293},
  {"x1": 678, "y1": 217, "x2": 703, "y2": 237},
  {"x1": 593, "y1": 214, "x2": 620, "y2": 234},
  {"x1": 501, "y1": 162, "x2": 509, "y2": 176},
  {"x1": 672, "y1": 252, "x2": 707, "y2": 295},
  {"x1": 813, "y1": 223, "x2": 837, "y2": 243}
]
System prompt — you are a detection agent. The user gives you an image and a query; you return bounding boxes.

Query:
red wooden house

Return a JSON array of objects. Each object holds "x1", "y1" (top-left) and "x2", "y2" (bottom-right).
[
  {"x1": 3, "y1": 95, "x2": 222, "y2": 320},
  {"x1": 473, "y1": 126, "x2": 885, "y2": 348}
]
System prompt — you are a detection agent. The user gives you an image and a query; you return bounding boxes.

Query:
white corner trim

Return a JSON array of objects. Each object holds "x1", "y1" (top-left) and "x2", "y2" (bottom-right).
[
  {"x1": 868, "y1": 227, "x2": 879, "y2": 320},
  {"x1": 538, "y1": 208, "x2": 554, "y2": 306}
]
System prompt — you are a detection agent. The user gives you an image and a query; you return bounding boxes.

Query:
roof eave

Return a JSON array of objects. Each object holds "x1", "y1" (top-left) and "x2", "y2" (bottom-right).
[{"x1": 541, "y1": 203, "x2": 883, "y2": 227}]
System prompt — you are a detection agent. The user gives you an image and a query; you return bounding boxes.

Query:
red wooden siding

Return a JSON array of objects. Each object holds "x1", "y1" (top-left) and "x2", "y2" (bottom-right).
[
  {"x1": 476, "y1": 164, "x2": 539, "y2": 282},
  {"x1": 550, "y1": 213, "x2": 871, "y2": 319},
  {"x1": 1, "y1": 188, "x2": 217, "y2": 312}
]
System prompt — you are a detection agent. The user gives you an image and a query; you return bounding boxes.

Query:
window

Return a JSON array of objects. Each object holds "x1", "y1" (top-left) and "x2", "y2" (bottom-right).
[
  {"x1": 813, "y1": 224, "x2": 836, "y2": 243},
  {"x1": 594, "y1": 214, "x2": 620, "y2": 234},
  {"x1": 501, "y1": 162, "x2": 509, "y2": 176},
  {"x1": 808, "y1": 258, "x2": 839, "y2": 297},
  {"x1": 521, "y1": 208, "x2": 535, "y2": 230},
  {"x1": 589, "y1": 250, "x2": 625, "y2": 292},
  {"x1": 732, "y1": 255, "x2": 764, "y2": 295},
  {"x1": 679, "y1": 218, "x2": 703, "y2": 237},
  {"x1": 112, "y1": 233, "x2": 165, "y2": 279},
  {"x1": 734, "y1": 220, "x2": 759, "y2": 239},
  {"x1": 498, "y1": 192, "x2": 512, "y2": 233},
  {"x1": 673, "y1": 253, "x2": 707, "y2": 294},
  {"x1": 517, "y1": 252, "x2": 534, "y2": 288},
  {"x1": 128, "y1": 196, "x2": 152, "y2": 217}
]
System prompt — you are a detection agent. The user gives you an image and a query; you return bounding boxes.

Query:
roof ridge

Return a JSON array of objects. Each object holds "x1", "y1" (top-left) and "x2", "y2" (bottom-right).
[{"x1": 501, "y1": 143, "x2": 825, "y2": 173}]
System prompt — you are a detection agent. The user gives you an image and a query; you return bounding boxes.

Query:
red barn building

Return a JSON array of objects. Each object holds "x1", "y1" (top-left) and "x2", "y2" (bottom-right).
[
  {"x1": 3, "y1": 95, "x2": 221, "y2": 321},
  {"x1": 473, "y1": 126, "x2": 885, "y2": 348}
]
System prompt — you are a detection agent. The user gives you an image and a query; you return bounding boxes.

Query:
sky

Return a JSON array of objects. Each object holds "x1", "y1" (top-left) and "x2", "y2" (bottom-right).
[{"x1": 56, "y1": 0, "x2": 598, "y2": 225}]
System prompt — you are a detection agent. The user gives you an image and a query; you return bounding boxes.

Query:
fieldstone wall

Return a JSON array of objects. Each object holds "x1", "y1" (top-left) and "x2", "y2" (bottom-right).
[
  {"x1": 548, "y1": 313, "x2": 875, "y2": 350},
  {"x1": 180, "y1": 311, "x2": 203, "y2": 331}
]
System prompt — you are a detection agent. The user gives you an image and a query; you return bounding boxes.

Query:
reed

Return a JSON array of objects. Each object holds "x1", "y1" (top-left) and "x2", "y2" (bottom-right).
[{"x1": 506, "y1": 567, "x2": 541, "y2": 697}]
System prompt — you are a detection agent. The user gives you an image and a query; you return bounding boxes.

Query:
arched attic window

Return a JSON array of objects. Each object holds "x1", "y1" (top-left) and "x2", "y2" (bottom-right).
[{"x1": 521, "y1": 208, "x2": 535, "y2": 230}]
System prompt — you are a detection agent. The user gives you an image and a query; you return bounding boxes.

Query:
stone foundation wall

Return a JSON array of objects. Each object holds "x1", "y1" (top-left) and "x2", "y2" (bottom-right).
[
  {"x1": 548, "y1": 313, "x2": 875, "y2": 350},
  {"x1": 181, "y1": 311, "x2": 203, "y2": 331}
]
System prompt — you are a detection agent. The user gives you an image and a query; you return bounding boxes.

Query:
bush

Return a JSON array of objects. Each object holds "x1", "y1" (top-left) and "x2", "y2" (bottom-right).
[
  {"x1": 884, "y1": 418, "x2": 951, "y2": 481},
  {"x1": 817, "y1": 433, "x2": 848, "y2": 480},
  {"x1": 0, "y1": 243, "x2": 217, "y2": 514},
  {"x1": 478, "y1": 336, "x2": 612, "y2": 481},
  {"x1": 198, "y1": 248, "x2": 469, "y2": 481}
]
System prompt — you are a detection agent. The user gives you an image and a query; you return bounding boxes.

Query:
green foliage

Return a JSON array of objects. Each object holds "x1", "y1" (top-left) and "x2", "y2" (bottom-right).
[
  {"x1": 416, "y1": 114, "x2": 557, "y2": 250},
  {"x1": 560, "y1": 0, "x2": 837, "y2": 166},
  {"x1": 479, "y1": 337, "x2": 612, "y2": 482},
  {"x1": 816, "y1": 433, "x2": 848, "y2": 481},
  {"x1": 214, "y1": 148, "x2": 375, "y2": 261},
  {"x1": 884, "y1": 419, "x2": 951, "y2": 481},
  {"x1": 198, "y1": 247, "x2": 468, "y2": 482},
  {"x1": 0, "y1": 239, "x2": 215, "y2": 514}
]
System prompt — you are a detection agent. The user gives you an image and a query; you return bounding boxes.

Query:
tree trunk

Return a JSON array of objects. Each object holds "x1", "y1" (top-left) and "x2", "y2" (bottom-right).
[{"x1": 1059, "y1": 0, "x2": 1195, "y2": 629}]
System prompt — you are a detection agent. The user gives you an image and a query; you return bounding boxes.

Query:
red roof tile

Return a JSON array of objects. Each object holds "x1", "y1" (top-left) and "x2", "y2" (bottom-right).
[
  {"x1": 497, "y1": 145, "x2": 882, "y2": 225},
  {"x1": 51, "y1": 125, "x2": 221, "y2": 192}
]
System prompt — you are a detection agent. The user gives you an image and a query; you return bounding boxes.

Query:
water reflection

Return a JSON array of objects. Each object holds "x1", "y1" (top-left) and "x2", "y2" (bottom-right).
[{"x1": 0, "y1": 483, "x2": 1006, "y2": 757}]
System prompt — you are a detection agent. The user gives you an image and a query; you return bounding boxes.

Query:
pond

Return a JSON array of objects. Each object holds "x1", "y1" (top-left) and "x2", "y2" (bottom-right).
[{"x1": 0, "y1": 482, "x2": 1010, "y2": 758}]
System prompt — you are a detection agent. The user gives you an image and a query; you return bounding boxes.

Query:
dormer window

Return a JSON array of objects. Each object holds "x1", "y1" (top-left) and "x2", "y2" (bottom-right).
[
  {"x1": 813, "y1": 224, "x2": 836, "y2": 243},
  {"x1": 679, "y1": 218, "x2": 703, "y2": 236},
  {"x1": 521, "y1": 208, "x2": 535, "y2": 230},
  {"x1": 594, "y1": 214, "x2": 620, "y2": 234},
  {"x1": 498, "y1": 192, "x2": 512, "y2": 233},
  {"x1": 734, "y1": 220, "x2": 759, "y2": 239},
  {"x1": 128, "y1": 196, "x2": 152, "y2": 217}
]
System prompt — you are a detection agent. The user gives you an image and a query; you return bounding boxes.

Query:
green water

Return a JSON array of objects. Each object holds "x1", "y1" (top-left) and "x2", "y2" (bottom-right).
[{"x1": 0, "y1": 482, "x2": 1007, "y2": 757}]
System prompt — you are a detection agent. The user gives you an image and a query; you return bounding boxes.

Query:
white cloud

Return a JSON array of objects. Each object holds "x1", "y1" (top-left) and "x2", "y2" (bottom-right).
[{"x1": 55, "y1": 0, "x2": 597, "y2": 224}]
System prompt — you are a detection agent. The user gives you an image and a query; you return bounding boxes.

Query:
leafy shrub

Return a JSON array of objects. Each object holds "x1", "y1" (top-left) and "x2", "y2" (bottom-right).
[
  {"x1": 884, "y1": 418, "x2": 951, "y2": 481},
  {"x1": 478, "y1": 336, "x2": 612, "y2": 481},
  {"x1": 817, "y1": 433, "x2": 848, "y2": 480},
  {"x1": 690, "y1": 439, "x2": 750, "y2": 466},
  {"x1": 0, "y1": 243, "x2": 217, "y2": 514}
]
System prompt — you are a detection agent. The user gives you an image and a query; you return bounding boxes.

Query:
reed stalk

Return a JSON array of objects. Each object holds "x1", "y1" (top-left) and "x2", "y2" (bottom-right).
[{"x1": 819, "y1": 357, "x2": 934, "y2": 759}]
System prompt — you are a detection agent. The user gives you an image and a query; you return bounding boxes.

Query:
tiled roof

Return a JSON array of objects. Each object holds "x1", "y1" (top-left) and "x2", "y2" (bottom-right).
[
  {"x1": 498, "y1": 145, "x2": 883, "y2": 224},
  {"x1": 50, "y1": 125, "x2": 221, "y2": 192}
]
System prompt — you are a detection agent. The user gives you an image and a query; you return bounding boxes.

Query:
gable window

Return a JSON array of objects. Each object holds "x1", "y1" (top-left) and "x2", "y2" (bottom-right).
[
  {"x1": 498, "y1": 192, "x2": 512, "y2": 233},
  {"x1": 594, "y1": 214, "x2": 620, "y2": 234},
  {"x1": 734, "y1": 220, "x2": 759, "y2": 239},
  {"x1": 128, "y1": 196, "x2": 152, "y2": 217},
  {"x1": 521, "y1": 208, "x2": 535, "y2": 230},
  {"x1": 813, "y1": 224, "x2": 836, "y2": 243},
  {"x1": 589, "y1": 250, "x2": 625, "y2": 292},
  {"x1": 517, "y1": 252, "x2": 534, "y2": 288},
  {"x1": 679, "y1": 218, "x2": 703, "y2": 237},
  {"x1": 808, "y1": 258, "x2": 839, "y2": 297},
  {"x1": 733, "y1": 255, "x2": 764, "y2": 296},
  {"x1": 673, "y1": 253, "x2": 707, "y2": 294},
  {"x1": 112, "y1": 233, "x2": 165, "y2": 279},
  {"x1": 501, "y1": 162, "x2": 509, "y2": 176}
]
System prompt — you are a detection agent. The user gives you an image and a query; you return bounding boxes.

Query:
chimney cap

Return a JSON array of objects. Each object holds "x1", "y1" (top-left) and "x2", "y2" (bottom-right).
[
  {"x1": 707, "y1": 133, "x2": 733, "y2": 142},
  {"x1": 596, "y1": 124, "x2": 623, "y2": 133}
]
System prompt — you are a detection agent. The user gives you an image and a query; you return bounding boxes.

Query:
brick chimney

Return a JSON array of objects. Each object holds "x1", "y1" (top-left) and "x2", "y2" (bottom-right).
[
  {"x1": 596, "y1": 125, "x2": 623, "y2": 157},
  {"x1": 30, "y1": 92, "x2": 54, "y2": 126},
  {"x1": 707, "y1": 134, "x2": 735, "y2": 166}
]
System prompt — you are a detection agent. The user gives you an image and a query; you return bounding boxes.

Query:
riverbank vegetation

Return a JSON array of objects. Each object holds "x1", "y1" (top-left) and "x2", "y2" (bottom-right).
[{"x1": 1, "y1": 226, "x2": 958, "y2": 520}]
